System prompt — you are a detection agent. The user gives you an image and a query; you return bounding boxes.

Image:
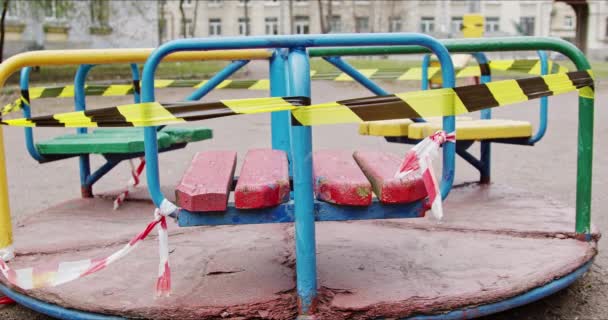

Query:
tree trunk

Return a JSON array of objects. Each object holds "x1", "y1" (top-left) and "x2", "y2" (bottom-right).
[
  {"x1": 179, "y1": 0, "x2": 186, "y2": 38},
  {"x1": 244, "y1": 0, "x2": 249, "y2": 36},
  {"x1": 318, "y1": 0, "x2": 326, "y2": 33},
  {"x1": 191, "y1": 0, "x2": 200, "y2": 37},
  {"x1": 0, "y1": 0, "x2": 8, "y2": 62},
  {"x1": 326, "y1": 0, "x2": 332, "y2": 32},
  {"x1": 289, "y1": 0, "x2": 293, "y2": 34}
]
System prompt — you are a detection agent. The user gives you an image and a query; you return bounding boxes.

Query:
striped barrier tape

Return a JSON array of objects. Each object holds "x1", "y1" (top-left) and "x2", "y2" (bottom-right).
[
  {"x1": 0, "y1": 202, "x2": 177, "y2": 296},
  {"x1": 113, "y1": 157, "x2": 146, "y2": 210},
  {"x1": 0, "y1": 70, "x2": 592, "y2": 128},
  {"x1": 396, "y1": 130, "x2": 455, "y2": 221},
  {"x1": 0, "y1": 59, "x2": 568, "y2": 117}
]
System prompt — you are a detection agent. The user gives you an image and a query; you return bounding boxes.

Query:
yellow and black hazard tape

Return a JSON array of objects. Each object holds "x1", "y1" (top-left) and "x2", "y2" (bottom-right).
[
  {"x1": 0, "y1": 70, "x2": 592, "y2": 128},
  {"x1": 1, "y1": 59, "x2": 567, "y2": 117}
]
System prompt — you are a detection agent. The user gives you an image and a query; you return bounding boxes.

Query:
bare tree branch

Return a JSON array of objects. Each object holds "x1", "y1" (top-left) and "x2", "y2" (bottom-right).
[{"x1": 0, "y1": 0, "x2": 8, "y2": 62}]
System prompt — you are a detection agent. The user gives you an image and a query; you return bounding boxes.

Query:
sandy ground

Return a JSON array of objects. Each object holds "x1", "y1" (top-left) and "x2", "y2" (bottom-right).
[{"x1": 0, "y1": 61, "x2": 606, "y2": 319}]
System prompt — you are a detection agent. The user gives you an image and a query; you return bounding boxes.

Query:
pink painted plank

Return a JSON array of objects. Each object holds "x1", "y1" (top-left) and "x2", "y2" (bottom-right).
[
  {"x1": 353, "y1": 150, "x2": 427, "y2": 204},
  {"x1": 235, "y1": 149, "x2": 290, "y2": 209},
  {"x1": 313, "y1": 150, "x2": 372, "y2": 206},
  {"x1": 175, "y1": 151, "x2": 237, "y2": 212}
]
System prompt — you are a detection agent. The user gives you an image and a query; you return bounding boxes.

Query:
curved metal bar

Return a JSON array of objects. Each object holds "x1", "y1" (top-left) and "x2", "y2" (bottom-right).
[
  {"x1": 529, "y1": 50, "x2": 549, "y2": 144},
  {"x1": 139, "y1": 33, "x2": 456, "y2": 210},
  {"x1": 19, "y1": 67, "x2": 44, "y2": 162},
  {"x1": 0, "y1": 284, "x2": 125, "y2": 320},
  {"x1": 0, "y1": 49, "x2": 272, "y2": 88},
  {"x1": 405, "y1": 260, "x2": 593, "y2": 320},
  {"x1": 0, "y1": 258, "x2": 593, "y2": 320}
]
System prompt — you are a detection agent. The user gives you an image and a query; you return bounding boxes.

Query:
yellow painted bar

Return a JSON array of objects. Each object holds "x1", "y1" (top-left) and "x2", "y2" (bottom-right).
[
  {"x1": 0, "y1": 48, "x2": 271, "y2": 260},
  {"x1": 0, "y1": 48, "x2": 271, "y2": 89},
  {"x1": 0, "y1": 127, "x2": 12, "y2": 260}
]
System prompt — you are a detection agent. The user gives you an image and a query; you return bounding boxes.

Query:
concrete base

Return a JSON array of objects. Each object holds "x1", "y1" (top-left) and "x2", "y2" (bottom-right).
[{"x1": 2, "y1": 183, "x2": 599, "y2": 319}]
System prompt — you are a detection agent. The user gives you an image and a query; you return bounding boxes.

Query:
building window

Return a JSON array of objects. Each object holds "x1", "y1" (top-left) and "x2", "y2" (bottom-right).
[
  {"x1": 355, "y1": 16, "x2": 369, "y2": 32},
  {"x1": 564, "y1": 15, "x2": 574, "y2": 28},
  {"x1": 265, "y1": 0, "x2": 279, "y2": 5},
  {"x1": 295, "y1": 16, "x2": 309, "y2": 34},
  {"x1": 238, "y1": 17, "x2": 250, "y2": 35},
  {"x1": 519, "y1": 16, "x2": 535, "y2": 36},
  {"x1": 90, "y1": 0, "x2": 110, "y2": 27},
  {"x1": 486, "y1": 17, "x2": 499, "y2": 32},
  {"x1": 181, "y1": 18, "x2": 193, "y2": 37},
  {"x1": 329, "y1": 15, "x2": 341, "y2": 33},
  {"x1": 420, "y1": 17, "x2": 435, "y2": 33},
  {"x1": 7, "y1": 0, "x2": 20, "y2": 19},
  {"x1": 265, "y1": 17, "x2": 279, "y2": 35},
  {"x1": 43, "y1": 0, "x2": 69, "y2": 21},
  {"x1": 208, "y1": 0, "x2": 222, "y2": 7},
  {"x1": 238, "y1": 0, "x2": 251, "y2": 5},
  {"x1": 389, "y1": 16, "x2": 402, "y2": 32},
  {"x1": 184, "y1": 0, "x2": 193, "y2": 6},
  {"x1": 209, "y1": 18, "x2": 222, "y2": 36},
  {"x1": 451, "y1": 16, "x2": 463, "y2": 33}
]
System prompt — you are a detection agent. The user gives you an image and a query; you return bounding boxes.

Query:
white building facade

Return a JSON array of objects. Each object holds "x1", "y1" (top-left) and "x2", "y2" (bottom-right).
[
  {"x1": 4, "y1": 0, "x2": 160, "y2": 57},
  {"x1": 160, "y1": 0, "x2": 608, "y2": 60}
]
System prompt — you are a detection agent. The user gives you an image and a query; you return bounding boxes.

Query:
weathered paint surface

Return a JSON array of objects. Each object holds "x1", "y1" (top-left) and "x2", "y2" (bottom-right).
[
  {"x1": 175, "y1": 151, "x2": 237, "y2": 212},
  {"x1": 354, "y1": 150, "x2": 427, "y2": 204},
  {"x1": 235, "y1": 149, "x2": 290, "y2": 209},
  {"x1": 313, "y1": 150, "x2": 372, "y2": 206},
  {"x1": 1, "y1": 183, "x2": 598, "y2": 319}
]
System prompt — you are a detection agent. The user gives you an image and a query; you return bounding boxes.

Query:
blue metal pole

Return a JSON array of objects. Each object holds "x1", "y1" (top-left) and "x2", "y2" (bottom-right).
[
  {"x1": 19, "y1": 67, "x2": 44, "y2": 162},
  {"x1": 74, "y1": 64, "x2": 95, "y2": 197},
  {"x1": 129, "y1": 64, "x2": 141, "y2": 103},
  {"x1": 139, "y1": 33, "x2": 455, "y2": 212},
  {"x1": 472, "y1": 52, "x2": 492, "y2": 184},
  {"x1": 185, "y1": 60, "x2": 250, "y2": 101},
  {"x1": 421, "y1": 54, "x2": 430, "y2": 91},
  {"x1": 323, "y1": 56, "x2": 388, "y2": 95},
  {"x1": 269, "y1": 49, "x2": 292, "y2": 174},
  {"x1": 287, "y1": 47, "x2": 317, "y2": 315},
  {"x1": 529, "y1": 50, "x2": 549, "y2": 144}
]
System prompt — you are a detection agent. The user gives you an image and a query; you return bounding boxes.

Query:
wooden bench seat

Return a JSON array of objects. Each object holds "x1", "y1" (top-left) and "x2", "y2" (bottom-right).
[
  {"x1": 235, "y1": 149, "x2": 290, "y2": 209},
  {"x1": 353, "y1": 150, "x2": 427, "y2": 204},
  {"x1": 176, "y1": 151, "x2": 237, "y2": 212},
  {"x1": 313, "y1": 150, "x2": 372, "y2": 206}
]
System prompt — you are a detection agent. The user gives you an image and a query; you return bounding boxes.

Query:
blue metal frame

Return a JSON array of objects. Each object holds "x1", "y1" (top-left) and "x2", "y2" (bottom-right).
[
  {"x1": 269, "y1": 50, "x2": 292, "y2": 174},
  {"x1": 18, "y1": 60, "x2": 251, "y2": 197},
  {"x1": 138, "y1": 33, "x2": 455, "y2": 315},
  {"x1": 416, "y1": 51, "x2": 550, "y2": 183}
]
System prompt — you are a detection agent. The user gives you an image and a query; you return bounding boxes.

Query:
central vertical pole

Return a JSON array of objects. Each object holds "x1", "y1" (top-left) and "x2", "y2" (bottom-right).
[
  {"x1": 0, "y1": 126, "x2": 12, "y2": 261},
  {"x1": 287, "y1": 47, "x2": 317, "y2": 315}
]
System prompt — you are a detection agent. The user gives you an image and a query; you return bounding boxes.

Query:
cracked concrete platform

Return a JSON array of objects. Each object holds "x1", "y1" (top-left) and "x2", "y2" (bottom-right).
[{"x1": 1, "y1": 183, "x2": 599, "y2": 319}]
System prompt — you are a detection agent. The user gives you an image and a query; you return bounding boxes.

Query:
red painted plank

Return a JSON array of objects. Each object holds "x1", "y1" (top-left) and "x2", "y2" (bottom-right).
[
  {"x1": 353, "y1": 150, "x2": 427, "y2": 204},
  {"x1": 235, "y1": 149, "x2": 290, "y2": 209},
  {"x1": 313, "y1": 150, "x2": 372, "y2": 206},
  {"x1": 175, "y1": 151, "x2": 237, "y2": 212}
]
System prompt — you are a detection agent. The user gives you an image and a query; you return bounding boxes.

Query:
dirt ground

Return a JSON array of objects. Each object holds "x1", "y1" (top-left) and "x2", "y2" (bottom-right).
[{"x1": 0, "y1": 61, "x2": 606, "y2": 319}]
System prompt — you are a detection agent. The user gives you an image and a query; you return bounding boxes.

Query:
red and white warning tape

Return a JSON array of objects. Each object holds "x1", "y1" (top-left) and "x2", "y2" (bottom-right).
[
  {"x1": 0, "y1": 295, "x2": 15, "y2": 305},
  {"x1": 113, "y1": 157, "x2": 146, "y2": 210},
  {"x1": 0, "y1": 200, "x2": 178, "y2": 296},
  {"x1": 395, "y1": 130, "x2": 456, "y2": 219}
]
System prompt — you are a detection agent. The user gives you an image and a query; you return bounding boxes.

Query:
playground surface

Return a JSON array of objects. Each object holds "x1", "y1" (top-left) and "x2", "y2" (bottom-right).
[{"x1": 0, "y1": 65, "x2": 606, "y2": 319}]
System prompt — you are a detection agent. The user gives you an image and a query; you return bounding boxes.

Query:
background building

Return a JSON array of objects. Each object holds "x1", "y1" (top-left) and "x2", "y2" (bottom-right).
[
  {"x1": 3, "y1": 0, "x2": 607, "y2": 60},
  {"x1": 160, "y1": 0, "x2": 608, "y2": 60},
  {"x1": 4, "y1": 0, "x2": 159, "y2": 57}
]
